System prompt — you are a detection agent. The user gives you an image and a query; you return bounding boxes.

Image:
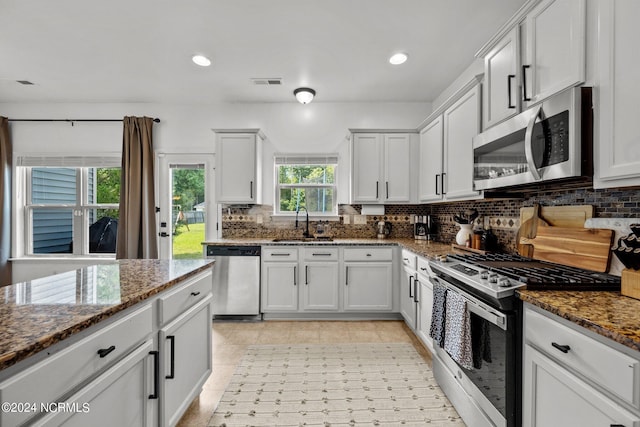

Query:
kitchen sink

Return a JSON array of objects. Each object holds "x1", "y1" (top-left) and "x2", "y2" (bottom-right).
[{"x1": 271, "y1": 237, "x2": 333, "y2": 242}]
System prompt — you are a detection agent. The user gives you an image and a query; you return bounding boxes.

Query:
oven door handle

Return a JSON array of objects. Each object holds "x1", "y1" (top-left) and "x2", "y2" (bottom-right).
[{"x1": 524, "y1": 105, "x2": 543, "y2": 181}]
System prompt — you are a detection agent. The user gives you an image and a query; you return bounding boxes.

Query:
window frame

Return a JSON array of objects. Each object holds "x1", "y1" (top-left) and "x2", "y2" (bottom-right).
[
  {"x1": 21, "y1": 162, "x2": 120, "y2": 257},
  {"x1": 273, "y1": 154, "x2": 339, "y2": 217}
]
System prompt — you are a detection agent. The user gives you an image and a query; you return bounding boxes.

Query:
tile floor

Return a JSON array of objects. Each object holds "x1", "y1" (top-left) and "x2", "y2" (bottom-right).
[{"x1": 176, "y1": 320, "x2": 433, "y2": 426}]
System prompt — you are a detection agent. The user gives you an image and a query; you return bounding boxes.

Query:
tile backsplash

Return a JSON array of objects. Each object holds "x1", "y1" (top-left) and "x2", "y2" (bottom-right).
[{"x1": 221, "y1": 186, "x2": 640, "y2": 253}]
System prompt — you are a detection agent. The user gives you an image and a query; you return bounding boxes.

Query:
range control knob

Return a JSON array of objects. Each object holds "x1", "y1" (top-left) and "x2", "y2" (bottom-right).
[
  {"x1": 489, "y1": 274, "x2": 499, "y2": 284},
  {"x1": 479, "y1": 271, "x2": 490, "y2": 280},
  {"x1": 498, "y1": 278, "x2": 513, "y2": 288}
]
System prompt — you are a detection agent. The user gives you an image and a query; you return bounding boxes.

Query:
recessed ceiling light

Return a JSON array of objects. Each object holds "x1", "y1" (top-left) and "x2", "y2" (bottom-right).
[
  {"x1": 389, "y1": 53, "x2": 408, "y2": 65},
  {"x1": 192, "y1": 55, "x2": 211, "y2": 67}
]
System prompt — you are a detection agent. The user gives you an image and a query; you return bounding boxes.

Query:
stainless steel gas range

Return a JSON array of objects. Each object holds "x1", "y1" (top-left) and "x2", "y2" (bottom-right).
[{"x1": 428, "y1": 253, "x2": 621, "y2": 427}]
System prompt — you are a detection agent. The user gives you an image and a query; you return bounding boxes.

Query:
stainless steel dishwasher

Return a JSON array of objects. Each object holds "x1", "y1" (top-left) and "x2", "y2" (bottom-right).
[{"x1": 205, "y1": 245, "x2": 261, "y2": 319}]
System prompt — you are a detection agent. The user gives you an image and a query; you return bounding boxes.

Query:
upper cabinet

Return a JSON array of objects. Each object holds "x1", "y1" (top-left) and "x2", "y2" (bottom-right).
[
  {"x1": 594, "y1": 0, "x2": 640, "y2": 188},
  {"x1": 351, "y1": 132, "x2": 414, "y2": 204},
  {"x1": 479, "y1": 0, "x2": 586, "y2": 129},
  {"x1": 522, "y1": 0, "x2": 586, "y2": 107},
  {"x1": 215, "y1": 129, "x2": 264, "y2": 204},
  {"x1": 483, "y1": 27, "x2": 521, "y2": 129},
  {"x1": 418, "y1": 117, "x2": 444, "y2": 203}
]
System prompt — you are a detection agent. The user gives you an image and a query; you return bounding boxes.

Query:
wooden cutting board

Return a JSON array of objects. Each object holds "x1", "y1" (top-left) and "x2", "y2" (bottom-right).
[
  {"x1": 519, "y1": 226, "x2": 614, "y2": 272},
  {"x1": 520, "y1": 205, "x2": 594, "y2": 228},
  {"x1": 517, "y1": 204, "x2": 548, "y2": 257}
]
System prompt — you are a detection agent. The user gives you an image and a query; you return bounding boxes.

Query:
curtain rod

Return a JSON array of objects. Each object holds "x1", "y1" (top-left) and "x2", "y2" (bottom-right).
[{"x1": 8, "y1": 118, "x2": 161, "y2": 124}]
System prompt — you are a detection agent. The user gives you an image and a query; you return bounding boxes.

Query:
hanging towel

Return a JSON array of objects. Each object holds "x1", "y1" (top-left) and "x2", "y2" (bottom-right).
[
  {"x1": 444, "y1": 290, "x2": 473, "y2": 370},
  {"x1": 429, "y1": 280, "x2": 447, "y2": 348},
  {"x1": 471, "y1": 316, "x2": 492, "y2": 369}
]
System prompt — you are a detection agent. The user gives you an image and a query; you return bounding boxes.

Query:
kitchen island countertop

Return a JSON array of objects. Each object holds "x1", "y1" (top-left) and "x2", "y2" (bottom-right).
[
  {"x1": 0, "y1": 259, "x2": 214, "y2": 372},
  {"x1": 518, "y1": 289, "x2": 640, "y2": 353}
]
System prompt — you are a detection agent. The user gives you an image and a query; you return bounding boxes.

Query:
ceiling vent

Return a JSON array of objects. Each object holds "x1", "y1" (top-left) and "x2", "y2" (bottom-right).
[
  {"x1": 16, "y1": 80, "x2": 34, "y2": 85},
  {"x1": 251, "y1": 78, "x2": 282, "y2": 86}
]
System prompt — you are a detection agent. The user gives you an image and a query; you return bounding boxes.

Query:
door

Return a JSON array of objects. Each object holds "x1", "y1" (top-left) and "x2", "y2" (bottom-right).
[
  {"x1": 351, "y1": 134, "x2": 382, "y2": 203},
  {"x1": 343, "y1": 262, "x2": 393, "y2": 311},
  {"x1": 301, "y1": 262, "x2": 339, "y2": 311},
  {"x1": 418, "y1": 117, "x2": 444, "y2": 202},
  {"x1": 157, "y1": 154, "x2": 217, "y2": 259},
  {"x1": 383, "y1": 134, "x2": 411, "y2": 203},
  {"x1": 261, "y1": 262, "x2": 299, "y2": 312},
  {"x1": 417, "y1": 277, "x2": 434, "y2": 351},
  {"x1": 216, "y1": 134, "x2": 257, "y2": 203},
  {"x1": 400, "y1": 266, "x2": 417, "y2": 330}
]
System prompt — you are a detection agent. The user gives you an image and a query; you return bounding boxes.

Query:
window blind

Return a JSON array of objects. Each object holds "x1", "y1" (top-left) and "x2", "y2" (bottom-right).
[
  {"x1": 274, "y1": 154, "x2": 339, "y2": 165},
  {"x1": 16, "y1": 154, "x2": 121, "y2": 168}
]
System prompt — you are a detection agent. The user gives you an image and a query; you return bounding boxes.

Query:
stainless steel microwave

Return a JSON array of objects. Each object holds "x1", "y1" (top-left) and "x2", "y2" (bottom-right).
[{"x1": 473, "y1": 87, "x2": 590, "y2": 190}]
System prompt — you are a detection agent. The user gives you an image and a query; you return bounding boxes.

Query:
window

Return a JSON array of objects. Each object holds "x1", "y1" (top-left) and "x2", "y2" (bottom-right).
[
  {"x1": 18, "y1": 156, "x2": 121, "y2": 256},
  {"x1": 275, "y1": 154, "x2": 338, "y2": 215}
]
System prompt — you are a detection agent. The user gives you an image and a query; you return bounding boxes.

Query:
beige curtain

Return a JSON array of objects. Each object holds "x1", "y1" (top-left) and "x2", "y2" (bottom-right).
[
  {"x1": 0, "y1": 117, "x2": 11, "y2": 285},
  {"x1": 116, "y1": 116, "x2": 158, "y2": 259}
]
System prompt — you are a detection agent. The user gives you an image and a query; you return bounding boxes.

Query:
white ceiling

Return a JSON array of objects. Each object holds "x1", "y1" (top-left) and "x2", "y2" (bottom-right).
[{"x1": 0, "y1": 0, "x2": 526, "y2": 105}]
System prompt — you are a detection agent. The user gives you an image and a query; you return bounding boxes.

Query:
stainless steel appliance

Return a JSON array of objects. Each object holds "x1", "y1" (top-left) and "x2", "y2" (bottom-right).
[
  {"x1": 205, "y1": 245, "x2": 261, "y2": 318},
  {"x1": 429, "y1": 253, "x2": 620, "y2": 427},
  {"x1": 473, "y1": 87, "x2": 592, "y2": 191},
  {"x1": 414, "y1": 215, "x2": 435, "y2": 241}
]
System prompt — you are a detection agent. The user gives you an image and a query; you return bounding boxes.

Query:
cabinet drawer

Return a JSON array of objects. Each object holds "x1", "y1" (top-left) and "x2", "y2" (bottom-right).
[
  {"x1": 525, "y1": 307, "x2": 640, "y2": 408},
  {"x1": 158, "y1": 271, "x2": 212, "y2": 325},
  {"x1": 0, "y1": 304, "x2": 152, "y2": 427},
  {"x1": 416, "y1": 256, "x2": 433, "y2": 277},
  {"x1": 262, "y1": 247, "x2": 299, "y2": 261},
  {"x1": 400, "y1": 249, "x2": 417, "y2": 269},
  {"x1": 343, "y1": 247, "x2": 393, "y2": 262},
  {"x1": 303, "y1": 247, "x2": 339, "y2": 261}
]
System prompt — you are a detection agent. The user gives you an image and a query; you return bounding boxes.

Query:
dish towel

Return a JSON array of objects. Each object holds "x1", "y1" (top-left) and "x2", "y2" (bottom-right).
[
  {"x1": 444, "y1": 289, "x2": 473, "y2": 370},
  {"x1": 429, "y1": 281, "x2": 447, "y2": 348},
  {"x1": 471, "y1": 316, "x2": 492, "y2": 369}
]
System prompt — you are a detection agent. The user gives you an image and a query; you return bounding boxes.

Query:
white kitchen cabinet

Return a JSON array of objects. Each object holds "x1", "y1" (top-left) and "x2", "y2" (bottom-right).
[
  {"x1": 595, "y1": 0, "x2": 640, "y2": 188},
  {"x1": 159, "y1": 295, "x2": 212, "y2": 427},
  {"x1": 351, "y1": 133, "x2": 412, "y2": 204},
  {"x1": 399, "y1": 250, "x2": 418, "y2": 330},
  {"x1": 415, "y1": 258, "x2": 434, "y2": 352},
  {"x1": 522, "y1": 0, "x2": 586, "y2": 107},
  {"x1": 418, "y1": 116, "x2": 444, "y2": 203},
  {"x1": 343, "y1": 263, "x2": 393, "y2": 311},
  {"x1": 483, "y1": 26, "x2": 520, "y2": 129},
  {"x1": 523, "y1": 304, "x2": 640, "y2": 427},
  {"x1": 33, "y1": 341, "x2": 156, "y2": 427},
  {"x1": 215, "y1": 130, "x2": 263, "y2": 204},
  {"x1": 301, "y1": 248, "x2": 340, "y2": 311},
  {"x1": 443, "y1": 83, "x2": 482, "y2": 201},
  {"x1": 261, "y1": 262, "x2": 299, "y2": 312}
]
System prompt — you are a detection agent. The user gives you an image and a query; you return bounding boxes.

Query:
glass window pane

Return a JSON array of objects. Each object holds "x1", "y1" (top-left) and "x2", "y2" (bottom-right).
[
  {"x1": 171, "y1": 167, "x2": 206, "y2": 259},
  {"x1": 31, "y1": 168, "x2": 77, "y2": 204},
  {"x1": 278, "y1": 188, "x2": 334, "y2": 213},
  {"x1": 89, "y1": 168, "x2": 121, "y2": 204},
  {"x1": 88, "y1": 209, "x2": 119, "y2": 253},
  {"x1": 32, "y1": 209, "x2": 73, "y2": 254},
  {"x1": 278, "y1": 165, "x2": 335, "y2": 184}
]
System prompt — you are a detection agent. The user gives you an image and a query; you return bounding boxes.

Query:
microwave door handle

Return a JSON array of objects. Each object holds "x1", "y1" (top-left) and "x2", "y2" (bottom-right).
[{"x1": 524, "y1": 105, "x2": 542, "y2": 181}]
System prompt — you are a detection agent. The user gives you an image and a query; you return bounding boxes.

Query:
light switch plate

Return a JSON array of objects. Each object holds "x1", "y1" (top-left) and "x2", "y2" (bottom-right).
[
  {"x1": 353, "y1": 215, "x2": 367, "y2": 225},
  {"x1": 342, "y1": 215, "x2": 350, "y2": 224}
]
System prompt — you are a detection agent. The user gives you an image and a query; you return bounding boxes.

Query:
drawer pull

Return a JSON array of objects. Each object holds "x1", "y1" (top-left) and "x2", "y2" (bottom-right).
[
  {"x1": 312, "y1": 253, "x2": 333, "y2": 256},
  {"x1": 551, "y1": 342, "x2": 571, "y2": 354},
  {"x1": 366, "y1": 253, "x2": 372, "y2": 257},
  {"x1": 610, "y1": 425, "x2": 625, "y2": 427},
  {"x1": 420, "y1": 267, "x2": 428, "y2": 271},
  {"x1": 97, "y1": 345, "x2": 116, "y2": 358},
  {"x1": 166, "y1": 336, "x2": 176, "y2": 379},
  {"x1": 271, "y1": 253, "x2": 291, "y2": 257},
  {"x1": 148, "y1": 350, "x2": 159, "y2": 399},
  {"x1": 190, "y1": 291, "x2": 201, "y2": 296}
]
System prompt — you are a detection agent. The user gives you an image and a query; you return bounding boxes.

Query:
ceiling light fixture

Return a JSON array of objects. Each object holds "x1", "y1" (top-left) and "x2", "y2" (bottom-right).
[
  {"x1": 192, "y1": 54, "x2": 211, "y2": 67},
  {"x1": 293, "y1": 87, "x2": 316, "y2": 104},
  {"x1": 389, "y1": 52, "x2": 408, "y2": 65}
]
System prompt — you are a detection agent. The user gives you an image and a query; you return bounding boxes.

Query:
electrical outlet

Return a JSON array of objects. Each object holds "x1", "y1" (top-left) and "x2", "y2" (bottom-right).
[
  {"x1": 354, "y1": 215, "x2": 367, "y2": 225},
  {"x1": 342, "y1": 215, "x2": 350, "y2": 224},
  {"x1": 256, "y1": 215, "x2": 263, "y2": 224}
]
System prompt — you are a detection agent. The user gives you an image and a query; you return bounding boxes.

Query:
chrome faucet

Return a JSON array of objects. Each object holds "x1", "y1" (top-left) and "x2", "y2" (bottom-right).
[{"x1": 295, "y1": 206, "x2": 310, "y2": 238}]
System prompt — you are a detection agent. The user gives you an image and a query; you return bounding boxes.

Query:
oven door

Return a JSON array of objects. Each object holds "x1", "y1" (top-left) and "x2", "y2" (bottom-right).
[
  {"x1": 473, "y1": 87, "x2": 582, "y2": 190},
  {"x1": 431, "y1": 277, "x2": 519, "y2": 427}
]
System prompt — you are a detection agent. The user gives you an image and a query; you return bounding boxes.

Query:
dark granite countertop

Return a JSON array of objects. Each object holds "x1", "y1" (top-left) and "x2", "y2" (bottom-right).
[
  {"x1": 518, "y1": 290, "x2": 640, "y2": 353},
  {"x1": 0, "y1": 259, "x2": 214, "y2": 372}
]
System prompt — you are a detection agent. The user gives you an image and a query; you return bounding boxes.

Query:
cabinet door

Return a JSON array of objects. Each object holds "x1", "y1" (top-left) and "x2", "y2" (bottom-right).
[
  {"x1": 34, "y1": 341, "x2": 156, "y2": 427},
  {"x1": 160, "y1": 295, "x2": 212, "y2": 427},
  {"x1": 352, "y1": 133, "x2": 382, "y2": 203},
  {"x1": 523, "y1": 0, "x2": 586, "y2": 107},
  {"x1": 443, "y1": 84, "x2": 482, "y2": 201},
  {"x1": 216, "y1": 134, "x2": 257, "y2": 203},
  {"x1": 400, "y1": 267, "x2": 417, "y2": 330},
  {"x1": 261, "y1": 262, "x2": 299, "y2": 312},
  {"x1": 417, "y1": 278, "x2": 434, "y2": 351},
  {"x1": 418, "y1": 117, "x2": 444, "y2": 202},
  {"x1": 343, "y1": 262, "x2": 393, "y2": 311},
  {"x1": 301, "y1": 262, "x2": 339, "y2": 311},
  {"x1": 483, "y1": 27, "x2": 520, "y2": 129},
  {"x1": 383, "y1": 134, "x2": 411, "y2": 203},
  {"x1": 523, "y1": 344, "x2": 640, "y2": 427},
  {"x1": 595, "y1": 0, "x2": 640, "y2": 188}
]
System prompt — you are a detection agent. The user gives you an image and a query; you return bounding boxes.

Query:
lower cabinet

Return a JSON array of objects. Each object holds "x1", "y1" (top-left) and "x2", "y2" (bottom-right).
[
  {"x1": 301, "y1": 262, "x2": 339, "y2": 311},
  {"x1": 33, "y1": 341, "x2": 156, "y2": 427},
  {"x1": 416, "y1": 273, "x2": 434, "y2": 351},
  {"x1": 343, "y1": 262, "x2": 393, "y2": 311},
  {"x1": 261, "y1": 262, "x2": 299, "y2": 312},
  {"x1": 400, "y1": 265, "x2": 418, "y2": 330},
  {"x1": 159, "y1": 295, "x2": 212, "y2": 427}
]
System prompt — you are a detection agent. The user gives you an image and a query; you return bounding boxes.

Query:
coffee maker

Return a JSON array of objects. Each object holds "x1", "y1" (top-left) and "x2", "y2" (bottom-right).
[{"x1": 414, "y1": 215, "x2": 435, "y2": 240}]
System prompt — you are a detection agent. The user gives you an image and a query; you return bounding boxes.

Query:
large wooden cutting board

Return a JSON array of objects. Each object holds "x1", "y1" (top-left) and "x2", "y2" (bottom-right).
[
  {"x1": 519, "y1": 226, "x2": 614, "y2": 272},
  {"x1": 520, "y1": 205, "x2": 594, "y2": 228}
]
